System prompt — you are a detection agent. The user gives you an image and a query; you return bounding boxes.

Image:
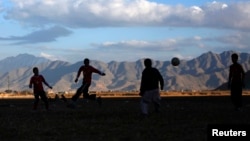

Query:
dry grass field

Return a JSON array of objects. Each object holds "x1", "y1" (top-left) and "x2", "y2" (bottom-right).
[
  {"x1": 1, "y1": 90, "x2": 250, "y2": 99},
  {"x1": 0, "y1": 92, "x2": 250, "y2": 141}
]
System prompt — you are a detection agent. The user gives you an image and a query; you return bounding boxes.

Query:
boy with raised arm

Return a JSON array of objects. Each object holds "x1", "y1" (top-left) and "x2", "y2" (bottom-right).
[{"x1": 68, "y1": 58, "x2": 105, "y2": 108}]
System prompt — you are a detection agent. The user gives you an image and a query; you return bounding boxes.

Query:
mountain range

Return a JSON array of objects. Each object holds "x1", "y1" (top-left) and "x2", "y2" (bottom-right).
[{"x1": 1, "y1": 51, "x2": 250, "y2": 92}]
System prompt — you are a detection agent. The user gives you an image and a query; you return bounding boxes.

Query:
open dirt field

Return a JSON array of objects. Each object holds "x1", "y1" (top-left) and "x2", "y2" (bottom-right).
[{"x1": 0, "y1": 96, "x2": 250, "y2": 141}]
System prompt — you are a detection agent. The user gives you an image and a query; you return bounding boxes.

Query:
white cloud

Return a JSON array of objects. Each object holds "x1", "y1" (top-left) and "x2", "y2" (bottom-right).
[
  {"x1": 194, "y1": 36, "x2": 202, "y2": 40},
  {"x1": 173, "y1": 54, "x2": 193, "y2": 60},
  {"x1": 191, "y1": 6, "x2": 203, "y2": 14},
  {"x1": 33, "y1": 30, "x2": 250, "y2": 62},
  {"x1": 3, "y1": 0, "x2": 250, "y2": 30},
  {"x1": 93, "y1": 39, "x2": 180, "y2": 51},
  {"x1": 40, "y1": 52, "x2": 58, "y2": 61},
  {"x1": 222, "y1": 4, "x2": 228, "y2": 9}
]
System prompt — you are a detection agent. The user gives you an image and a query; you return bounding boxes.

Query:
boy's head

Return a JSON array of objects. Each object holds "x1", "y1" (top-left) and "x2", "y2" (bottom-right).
[
  {"x1": 84, "y1": 58, "x2": 90, "y2": 66},
  {"x1": 33, "y1": 67, "x2": 39, "y2": 75},
  {"x1": 144, "y1": 58, "x2": 152, "y2": 68},
  {"x1": 231, "y1": 53, "x2": 238, "y2": 64}
]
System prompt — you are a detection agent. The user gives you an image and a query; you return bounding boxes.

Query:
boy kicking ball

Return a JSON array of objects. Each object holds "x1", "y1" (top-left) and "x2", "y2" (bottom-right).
[{"x1": 68, "y1": 58, "x2": 105, "y2": 108}]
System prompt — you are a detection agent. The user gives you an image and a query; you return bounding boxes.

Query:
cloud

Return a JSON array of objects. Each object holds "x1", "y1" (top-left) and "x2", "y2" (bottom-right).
[
  {"x1": 40, "y1": 52, "x2": 59, "y2": 61},
  {"x1": 88, "y1": 31, "x2": 250, "y2": 61},
  {"x1": 91, "y1": 37, "x2": 208, "y2": 54},
  {"x1": 3, "y1": 0, "x2": 250, "y2": 30},
  {"x1": 201, "y1": 2, "x2": 248, "y2": 29},
  {"x1": 205, "y1": 31, "x2": 250, "y2": 51},
  {"x1": 92, "y1": 39, "x2": 179, "y2": 51},
  {"x1": 30, "y1": 30, "x2": 250, "y2": 62},
  {"x1": 0, "y1": 2, "x2": 3, "y2": 12},
  {"x1": 0, "y1": 25, "x2": 72, "y2": 44},
  {"x1": 173, "y1": 53, "x2": 193, "y2": 60}
]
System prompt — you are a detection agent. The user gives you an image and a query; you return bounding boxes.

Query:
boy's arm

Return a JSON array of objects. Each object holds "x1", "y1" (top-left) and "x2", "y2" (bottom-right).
[
  {"x1": 75, "y1": 66, "x2": 83, "y2": 83},
  {"x1": 159, "y1": 73, "x2": 164, "y2": 90},
  {"x1": 155, "y1": 69, "x2": 164, "y2": 90},
  {"x1": 228, "y1": 67, "x2": 232, "y2": 89},
  {"x1": 91, "y1": 66, "x2": 105, "y2": 76},
  {"x1": 139, "y1": 71, "x2": 145, "y2": 96},
  {"x1": 241, "y1": 65, "x2": 245, "y2": 88},
  {"x1": 44, "y1": 80, "x2": 52, "y2": 89},
  {"x1": 29, "y1": 78, "x2": 33, "y2": 88},
  {"x1": 41, "y1": 76, "x2": 52, "y2": 89}
]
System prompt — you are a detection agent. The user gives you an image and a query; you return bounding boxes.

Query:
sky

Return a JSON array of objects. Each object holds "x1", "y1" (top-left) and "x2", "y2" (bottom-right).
[{"x1": 0, "y1": 0, "x2": 250, "y2": 63}]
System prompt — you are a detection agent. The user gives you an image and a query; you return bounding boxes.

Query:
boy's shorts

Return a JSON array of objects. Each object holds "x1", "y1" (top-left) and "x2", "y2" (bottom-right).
[{"x1": 142, "y1": 89, "x2": 161, "y2": 104}]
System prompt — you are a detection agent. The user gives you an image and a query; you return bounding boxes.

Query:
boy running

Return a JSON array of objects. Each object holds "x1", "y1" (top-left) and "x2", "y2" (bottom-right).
[
  {"x1": 68, "y1": 58, "x2": 105, "y2": 108},
  {"x1": 29, "y1": 67, "x2": 52, "y2": 110}
]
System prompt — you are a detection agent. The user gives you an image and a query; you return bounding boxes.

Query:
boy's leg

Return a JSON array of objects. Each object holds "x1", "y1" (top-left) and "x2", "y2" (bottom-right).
[
  {"x1": 82, "y1": 83, "x2": 92, "y2": 99},
  {"x1": 68, "y1": 84, "x2": 87, "y2": 108},
  {"x1": 231, "y1": 90, "x2": 237, "y2": 109},
  {"x1": 61, "y1": 94, "x2": 67, "y2": 102},
  {"x1": 40, "y1": 91, "x2": 49, "y2": 110},
  {"x1": 96, "y1": 96, "x2": 102, "y2": 106},
  {"x1": 72, "y1": 85, "x2": 85, "y2": 102},
  {"x1": 140, "y1": 99, "x2": 148, "y2": 115},
  {"x1": 231, "y1": 85, "x2": 242, "y2": 109},
  {"x1": 152, "y1": 89, "x2": 161, "y2": 113},
  {"x1": 33, "y1": 93, "x2": 40, "y2": 110},
  {"x1": 236, "y1": 88, "x2": 243, "y2": 109},
  {"x1": 89, "y1": 94, "x2": 96, "y2": 100},
  {"x1": 140, "y1": 91, "x2": 151, "y2": 115},
  {"x1": 81, "y1": 83, "x2": 102, "y2": 106}
]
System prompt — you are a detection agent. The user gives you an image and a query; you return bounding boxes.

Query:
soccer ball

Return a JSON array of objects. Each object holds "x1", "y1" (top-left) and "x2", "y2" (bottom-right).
[{"x1": 171, "y1": 57, "x2": 180, "y2": 66}]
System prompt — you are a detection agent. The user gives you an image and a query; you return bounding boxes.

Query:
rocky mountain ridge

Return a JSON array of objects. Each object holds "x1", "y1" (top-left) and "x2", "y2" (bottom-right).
[{"x1": 1, "y1": 51, "x2": 250, "y2": 92}]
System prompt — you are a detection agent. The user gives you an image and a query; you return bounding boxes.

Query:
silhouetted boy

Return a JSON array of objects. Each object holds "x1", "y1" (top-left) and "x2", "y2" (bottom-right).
[
  {"x1": 29, "y1": 67, "x2": 52, "y2": 110},
  {"x1": 228, "y1": 53, "x2": 245, "y2": 111},
  {"x1": 68, "y1": 58, "x2": 105, "y2": 108},
  {"x1": 140, "y1": 58, "x2": 164, "y2": 116}
]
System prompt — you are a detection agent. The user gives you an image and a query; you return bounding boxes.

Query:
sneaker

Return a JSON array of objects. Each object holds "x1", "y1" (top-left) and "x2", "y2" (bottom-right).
[
  {"x1": 139, "y1": 113, "x2": 149, "y2": 119},
  {"x1": 46, "y1": 109, "x2": 52, "y2": 112},
  {"x1": 154, "y1": 108, "x2": 161, "y2": 114},
  {"x1": 61, "y1": 94, "x2": 67, "y2": 102},
  {"x1": 97, "y1": 96, "x2": 102, "y2": 106},
  {"x1": 67, "y1": 102, "x2": 76, "y2": 109},
  {"x1": 235, "y1": 107, "x2": 242, "y2": 112}
]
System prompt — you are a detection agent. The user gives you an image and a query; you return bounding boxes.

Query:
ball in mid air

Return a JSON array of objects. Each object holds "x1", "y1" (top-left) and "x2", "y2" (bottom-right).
[{"x1": 171, "y1": 57, "x2": 180, "y2": 66}]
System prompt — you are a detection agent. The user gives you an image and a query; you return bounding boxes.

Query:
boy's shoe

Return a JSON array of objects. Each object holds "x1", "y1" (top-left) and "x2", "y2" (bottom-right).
[
  {"x1": 67, "y1": 102, "x2": 76, "y2": 109},
  {"x1": 33, "y1": 104, "x2": 38, "y2": 110},
  {"x1": 139, "y1": 113, "x2": 149, "y2": 119},
  {"x1": 235, "y1": 107, "x2": 242, "y2": 112},
  {"x1": 154, "y1": 108, "x2": 161, "y2": 114},
  {"x1": 61, "y1": 95, "x2": 67, "y2": 102},
  {"x1": 97, "y1": 96, "x2": 102, "y2": 106},
  {"x1": 46, "y1": 109, "x2": 52, "y2": 112}
]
